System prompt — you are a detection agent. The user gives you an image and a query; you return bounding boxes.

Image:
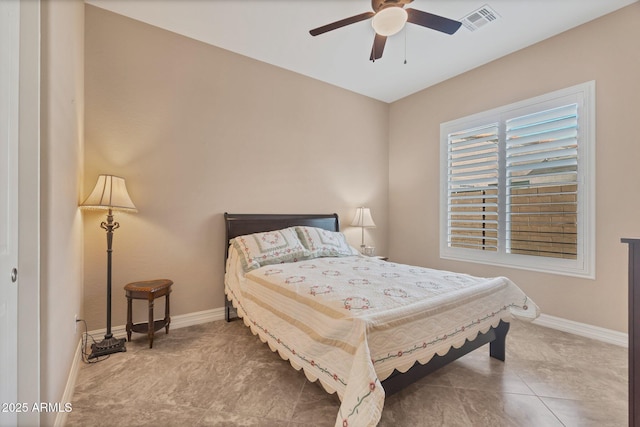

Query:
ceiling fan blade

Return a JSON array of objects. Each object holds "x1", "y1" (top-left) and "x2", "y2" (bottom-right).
[
  {"x1": 369, "y1": 33, "x2": 387, "y2": 61},
  {"x1": 405, "y1": 8, "x2": 462, "y2": 35},
  {"x1": 310, "y1": 12, "x2": 375, "y2": 36}
]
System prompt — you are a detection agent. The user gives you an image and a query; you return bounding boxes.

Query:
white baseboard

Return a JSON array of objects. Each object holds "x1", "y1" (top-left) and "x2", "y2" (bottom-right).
[
  {"x1": 534, "y1": 313, "x2": 628, "y2": 347},
  {"x1": 86, "y1": 307, "x2": 226, "y2": 339},
  {"x1": 54, "y1": 339, "x2": 83, "y2": 427}
]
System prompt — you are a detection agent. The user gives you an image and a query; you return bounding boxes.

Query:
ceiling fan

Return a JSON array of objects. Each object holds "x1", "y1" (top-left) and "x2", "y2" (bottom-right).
[{"x1": 309, "y1": 0, "x2": 462, "y2": 61}]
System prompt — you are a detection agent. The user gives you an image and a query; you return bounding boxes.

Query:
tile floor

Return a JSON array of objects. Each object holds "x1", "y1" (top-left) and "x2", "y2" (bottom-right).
[{"x1": 66, "y1": 319, "x2": 627, "y2": 426}]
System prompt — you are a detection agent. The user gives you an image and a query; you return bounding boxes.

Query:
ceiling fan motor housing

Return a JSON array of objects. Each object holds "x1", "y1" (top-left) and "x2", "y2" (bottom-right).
[{"x1": 371, "y1": 0, "x2": 413, "y2": 13}]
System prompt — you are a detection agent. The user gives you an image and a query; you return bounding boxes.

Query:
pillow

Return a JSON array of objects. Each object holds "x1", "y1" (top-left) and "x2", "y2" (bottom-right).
[
  {"x1": 295, "y1": 226, "x2": 359, "y2": 258},
  {"x1": 231, "y1": 228, "x2": 310, "y2": 272}
]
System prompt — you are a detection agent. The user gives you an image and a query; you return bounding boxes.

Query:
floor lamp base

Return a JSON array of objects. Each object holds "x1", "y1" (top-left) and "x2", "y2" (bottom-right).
[{"x1": 88, "y1": 336, "x2": 127, "y2": 359}]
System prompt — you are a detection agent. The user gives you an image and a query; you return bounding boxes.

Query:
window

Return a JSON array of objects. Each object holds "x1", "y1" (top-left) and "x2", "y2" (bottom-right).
[{"x1": 440, "y1": 82, "x2": 595, "y2": 278}]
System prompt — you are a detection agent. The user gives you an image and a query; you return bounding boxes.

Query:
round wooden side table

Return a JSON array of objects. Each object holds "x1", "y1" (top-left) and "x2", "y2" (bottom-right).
[{"x1": 124, "y1": 279, "x2": 173, "y2": 348}]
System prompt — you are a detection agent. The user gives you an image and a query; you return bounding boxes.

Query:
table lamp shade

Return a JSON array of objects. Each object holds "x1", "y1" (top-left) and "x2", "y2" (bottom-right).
[
  {"x1": 81, "y1": 175, "x2": 137, "y2": 212},
  {"x1": 351, "y1": 207, "x2": 376, "y2": 228}
]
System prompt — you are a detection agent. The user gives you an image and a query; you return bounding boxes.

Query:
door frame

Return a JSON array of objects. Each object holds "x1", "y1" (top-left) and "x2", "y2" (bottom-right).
[
  {"x1": 18, "y1": 1, "x2": 41, "y2": 425},
  {"x1": 0, "y1": 2, "x2": 20, "y2": 424}
]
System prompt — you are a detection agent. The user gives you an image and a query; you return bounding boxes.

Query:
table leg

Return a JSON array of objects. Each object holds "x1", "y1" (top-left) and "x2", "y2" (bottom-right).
[
  {"x1": 148, "y1": 296, "x2": 154, "y2": 349},
  {"x1": 165, "y1": 292, "x2": 171, "y2": 334},
  {"x1": 126, "y1": 296, "x2": 132, "y2": 342}
]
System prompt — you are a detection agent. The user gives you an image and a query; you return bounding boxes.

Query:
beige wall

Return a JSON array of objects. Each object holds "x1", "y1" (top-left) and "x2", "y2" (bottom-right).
[
  {"x1": 389, "y1": 3, "x2": 640, "y2": 332},
  {"x1": 84, "y1": 3, "x2": 639, "y2": 334},
  {"x1": 83, "y1": 6, "x2": 389, "y2": 329},
  {"x1": 40, "y1": 0, "x2": 85, "y2": 425}
]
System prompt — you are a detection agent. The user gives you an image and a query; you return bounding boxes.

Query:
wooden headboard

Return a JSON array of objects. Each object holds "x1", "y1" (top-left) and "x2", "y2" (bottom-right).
[
  {"x1": 223, "y1": 213, "x2": 338, "y2": 321},
  {"x1": 223, "y1": 213, "x2": 340, "y2": 262}
]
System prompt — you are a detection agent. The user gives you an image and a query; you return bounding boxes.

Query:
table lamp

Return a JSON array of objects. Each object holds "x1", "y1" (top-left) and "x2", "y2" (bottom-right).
[{"x1": 351, "y1": 207, "x2": 376, "y2": 253}]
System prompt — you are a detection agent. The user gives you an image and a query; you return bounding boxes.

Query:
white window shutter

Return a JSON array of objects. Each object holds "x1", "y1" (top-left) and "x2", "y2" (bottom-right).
[
  {"x1": 440, "y1": 81, "x2": 595, "y2": 278},
  {"x1": 447, "y1": 124, "x2": 500, "y2": 251},
  {"x1": 505, "y1": 104, "x2": 578, "y2": 259}
]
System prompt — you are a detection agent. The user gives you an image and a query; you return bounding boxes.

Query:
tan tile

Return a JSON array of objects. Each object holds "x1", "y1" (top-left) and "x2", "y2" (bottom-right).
[
  {"x1": 197, "y1": 411, "x2": 289, "y2": 427},
  {"x1": 540, "y1": 396, "x2": 627, "y2": 427},
  {"x1": 68, "y1": 319, "x2": 629, "y2": 427},
  {"x1": 225, "y1": 358, "x2": 307, "y2": 420},
  {"x1": 67, "y1": 391, "x2": 207, "y2": 427},
  {"x1": 438, "y1": 355, "x2": 534, "y2": 395},
  {"x1": 456, "y1": 389, "x2": 563, "y2": 427},
  {"x1": 379, "y1": 384, "x2": 473, "y2": 427},
  {"x1": 515, "y1": 360, "x2": 626, "y2": 401},
  {"x1": 289, "y1": 381, "x2": 340, "y2": 427}
]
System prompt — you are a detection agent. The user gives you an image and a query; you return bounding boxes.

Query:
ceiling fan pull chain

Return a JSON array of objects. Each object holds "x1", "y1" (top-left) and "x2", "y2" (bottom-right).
[
  {"x1": 404, "y1": 27, "x2": 407, "y2": 64},
  {"x1": 371, "y1": 35, "x2": 376, "y2": 62}
]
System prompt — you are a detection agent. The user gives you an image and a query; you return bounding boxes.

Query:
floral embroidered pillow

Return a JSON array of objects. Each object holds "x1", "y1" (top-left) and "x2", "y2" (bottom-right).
[
  {"x1": 231, "y1": 228, "x2": 310, "y2": 272},
  {"x1": 295, "y1": 226, "x2": 359, "y2": 258}
]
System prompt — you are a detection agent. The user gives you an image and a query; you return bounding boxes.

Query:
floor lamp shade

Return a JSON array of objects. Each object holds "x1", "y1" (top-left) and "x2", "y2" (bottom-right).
[
  {"x1": 81, "y1": 175, "x2": 137, "y2": 211},
  {"x1": 81, "y1": 174, "x2": 136, "y2": 359}
]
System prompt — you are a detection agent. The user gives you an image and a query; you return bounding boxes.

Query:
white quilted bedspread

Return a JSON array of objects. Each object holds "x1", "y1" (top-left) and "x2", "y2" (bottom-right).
[{"x1": 225, "y1": 252, "x2": 538, "y2": 427}]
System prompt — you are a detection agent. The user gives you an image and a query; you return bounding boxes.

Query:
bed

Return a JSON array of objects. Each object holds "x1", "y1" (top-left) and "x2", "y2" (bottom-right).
[{"x1": 223, "y1": 213, "x2": 538, "y2": 426}]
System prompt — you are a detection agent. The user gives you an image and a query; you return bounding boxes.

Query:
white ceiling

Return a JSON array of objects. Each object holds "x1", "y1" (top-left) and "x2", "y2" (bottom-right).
[{"x1": 86, "y1": 0, "x2": 637, "y2": 103}]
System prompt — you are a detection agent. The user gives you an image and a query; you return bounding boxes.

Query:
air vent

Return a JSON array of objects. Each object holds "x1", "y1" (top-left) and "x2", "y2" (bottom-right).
[{"x1": 461, "y1": 4, "x2": 500, "y2": 31}]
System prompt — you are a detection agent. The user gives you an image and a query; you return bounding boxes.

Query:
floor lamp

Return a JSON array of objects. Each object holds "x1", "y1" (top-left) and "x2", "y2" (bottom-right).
[{"x1": 81, "y1": 175, "x2": 137, "y2": 359}]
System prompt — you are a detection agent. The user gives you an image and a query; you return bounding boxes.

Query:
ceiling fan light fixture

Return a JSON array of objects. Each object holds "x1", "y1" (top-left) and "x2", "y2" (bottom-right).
[{"x1": 371, "y1": 7, "x2": 408, "y2": 36}]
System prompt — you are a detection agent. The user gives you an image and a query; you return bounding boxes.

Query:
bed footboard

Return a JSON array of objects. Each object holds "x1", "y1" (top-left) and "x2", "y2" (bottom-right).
[
  {"x1": 489, "y1": 319, "x2": 509, "y2": 360},
  {"x1": 381, "y1": 320, "x2": 510, "y2": 396}
]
